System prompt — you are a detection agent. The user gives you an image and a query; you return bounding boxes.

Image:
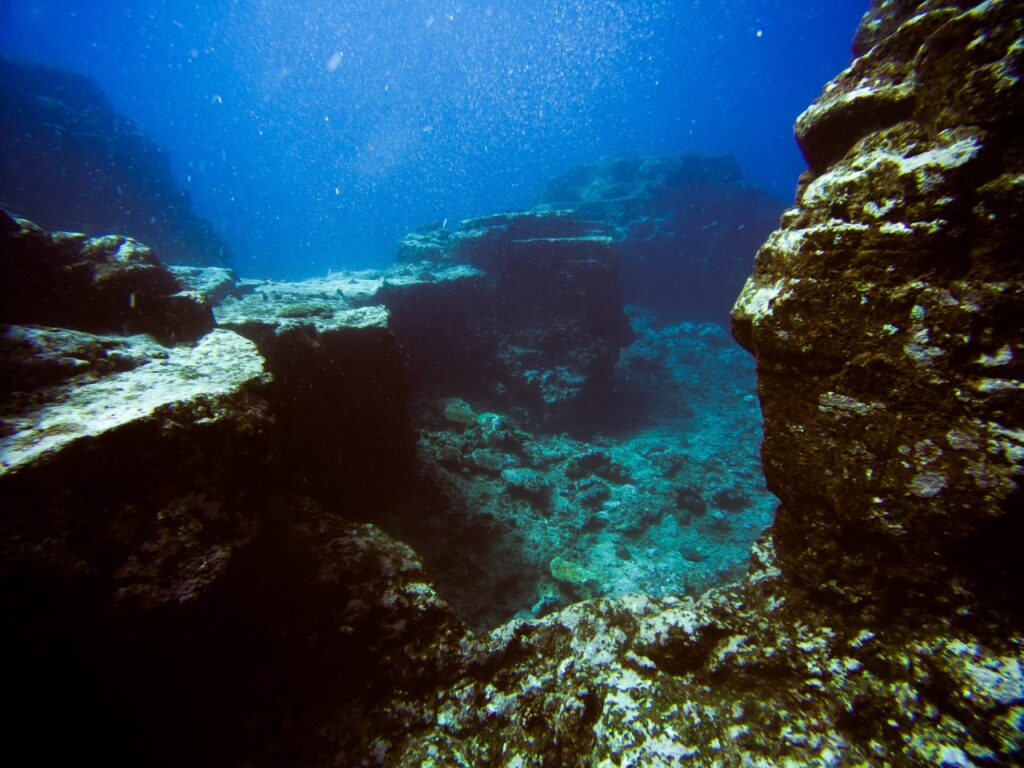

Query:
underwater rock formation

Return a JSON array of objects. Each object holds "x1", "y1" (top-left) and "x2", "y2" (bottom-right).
[
  {"x1": 174, "y1": 264, "x2": 465, "y2": 503},
  {"x1": 394, "y1": 211, "x2": 634, "y2": 431},
  {"x1": 2, "y1": 2, "x2": 1022, "y2": 764},
  {"x1": 0, "y1": 217, "x2": 465, "y2": 765},
  {"x1": 0, "y1": 56, "x2": 230, "y2": 268},
  {"x1": 0, "y1": 208, "x2": 213, "y2": 344},
  {"x1": 733, "y1": 0, "x2": 1024, "y2": 615},
  {"x1": 537, "y1": 155, "x2": 784, "y2": 324}
]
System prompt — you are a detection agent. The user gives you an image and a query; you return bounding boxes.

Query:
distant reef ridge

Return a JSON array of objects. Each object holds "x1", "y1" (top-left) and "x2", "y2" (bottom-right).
[
  {"x1": 0, "y1": 55, "x2": 231, "y2": 268},
  {"x1": 538, "y1": 154, "x2": 785, "y2": 324},
  {"x1": 399, "y1": 153, "x2": 784, "y2": 325}
]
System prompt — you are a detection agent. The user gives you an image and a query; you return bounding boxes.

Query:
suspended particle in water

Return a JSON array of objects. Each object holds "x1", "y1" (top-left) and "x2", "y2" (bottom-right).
[{"x1": 327, "y1": 51, "x2": 344, "y2": 72}]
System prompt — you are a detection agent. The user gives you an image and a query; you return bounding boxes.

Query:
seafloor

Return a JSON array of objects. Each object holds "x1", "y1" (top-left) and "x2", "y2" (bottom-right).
[{"x1": 1, "y1": 1, "x2": 1022, "y2": 765}]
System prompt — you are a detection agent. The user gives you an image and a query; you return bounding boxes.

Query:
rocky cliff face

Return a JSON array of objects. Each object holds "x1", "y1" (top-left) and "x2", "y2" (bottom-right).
[
  {"x1": 0, "y1": 56, "x2": 231, "y2": 268},
  {"x1": 732, "y1": 0, "x2": 1023, "y2": 616}
]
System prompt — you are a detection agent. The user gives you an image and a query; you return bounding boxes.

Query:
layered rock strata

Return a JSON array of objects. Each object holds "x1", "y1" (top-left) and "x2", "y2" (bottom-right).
[
  {"x1": 537, "y1": 154, "x2": 784, "y2": 324},
  {"x1": 395, "y1": 211, "x2": 634, "y2": 432}
]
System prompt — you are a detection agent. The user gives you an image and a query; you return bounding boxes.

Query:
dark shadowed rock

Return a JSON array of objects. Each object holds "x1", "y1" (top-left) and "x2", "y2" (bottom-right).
[
  {"x1": 206, "y1": 276, "x2": 416, "y2": 504},
  {"x1": 537, "y1": 155, "x2": 785, "y2": 324},
  {"x1": 0, "y1": 56, "x2": 231, "y2": 268},
  {"x1": 392, "y1": 211, "x2": 634, "y2": 432},
  {"x1": 0, "y1": 258, "x2": 464, "y2": 766},
  {"x1": 0, "y1": 209, "x2": 214, "y2": 344}
]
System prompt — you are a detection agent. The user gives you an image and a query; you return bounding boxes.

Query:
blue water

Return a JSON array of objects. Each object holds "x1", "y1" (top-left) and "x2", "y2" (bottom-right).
[{"x1": 0, "y1": 1, "x2": 866, "y2": 279}]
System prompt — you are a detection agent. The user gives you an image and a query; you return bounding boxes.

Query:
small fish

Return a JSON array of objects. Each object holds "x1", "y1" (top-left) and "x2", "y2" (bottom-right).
[{"x1": 681, "y1": 548, "x2": 705, "y2": 563}]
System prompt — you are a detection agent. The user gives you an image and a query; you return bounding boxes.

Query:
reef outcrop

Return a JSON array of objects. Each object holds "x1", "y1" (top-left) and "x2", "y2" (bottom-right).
[
  {"x1": 0, "y1": 56, "x2": 231, "y2": 267},
  {"x1": 0, "y1": 209, "x2": 213, "y2": 344},
  {"x1": 395, "y1": 211, "x2": 634, "y2": 431},
  {"x1": 733, "y1": 0, "x2": 1024, "y2": 616},
  {"x1": 538, "y1": 155, "x2": 784, "y2": 324},
  {"x1": 0, "y1": 216, "x2": 464, "y2": 765}
]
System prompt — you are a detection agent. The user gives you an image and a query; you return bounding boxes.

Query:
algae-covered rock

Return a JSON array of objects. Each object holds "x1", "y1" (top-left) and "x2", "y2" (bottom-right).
[
  {"x1": 732, "y1": 0, "x2": 1024, "y2": 615},
  {"x1": 501, "y1": 466, "x2": 551, "y2": 499},
  {"x1": 441, "y1": 397, "x2": 477, "y2": 426},
  {"x1": 0, "y1": 327, "x2": 264, "y2": 473}
]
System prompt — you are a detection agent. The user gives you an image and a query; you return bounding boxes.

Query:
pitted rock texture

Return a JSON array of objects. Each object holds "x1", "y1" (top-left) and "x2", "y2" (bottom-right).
[
  {"x1": 370, "y1": 537, "x2": 1024, "y2": 767},
  {"x1": 732, "y1": 1, "x2": 1023, "y2": 612}
]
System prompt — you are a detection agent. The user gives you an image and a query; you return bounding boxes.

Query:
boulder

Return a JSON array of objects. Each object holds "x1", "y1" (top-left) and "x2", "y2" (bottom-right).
[{"x1": 0, "y1": 56, "x2": 231, "y2": 267}]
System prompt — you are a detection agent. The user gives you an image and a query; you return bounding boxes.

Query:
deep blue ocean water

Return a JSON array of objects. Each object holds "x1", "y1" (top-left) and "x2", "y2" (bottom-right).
[{"x1": 0, "y1": 0, "x2": 866, "y2": 279}]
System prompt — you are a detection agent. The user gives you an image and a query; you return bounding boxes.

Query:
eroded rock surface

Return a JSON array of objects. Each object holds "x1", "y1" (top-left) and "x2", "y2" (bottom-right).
[
  {"x1": 378, "y1": 538, "x2": 1024, "y2": 767},
  {"x1": 733, "y1": 0, "x2": 1023, "y2": 614}
]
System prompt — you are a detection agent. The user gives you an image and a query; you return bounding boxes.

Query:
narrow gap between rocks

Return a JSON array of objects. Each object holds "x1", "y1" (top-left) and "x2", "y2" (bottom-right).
[{"x1": 393, "y1": 306, "x2": 777, "y2": 631}]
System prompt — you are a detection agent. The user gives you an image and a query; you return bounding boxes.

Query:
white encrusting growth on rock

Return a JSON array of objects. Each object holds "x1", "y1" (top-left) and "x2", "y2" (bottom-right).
[
  {"x1": 734, "y1": 278, "x2": 788, "y2": 322},
  {"x1": 0, "y1": 330, "x2": 264, "y2": 474}
]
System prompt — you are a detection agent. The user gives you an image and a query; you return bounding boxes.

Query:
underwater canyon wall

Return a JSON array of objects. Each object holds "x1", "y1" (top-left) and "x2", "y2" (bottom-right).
[
  {"x1": 732, "y1": 0, "x2": 1024, "y2": 615},
  {"x1": 0, "y1": 56, "x2": 231, "y2": 268}
]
